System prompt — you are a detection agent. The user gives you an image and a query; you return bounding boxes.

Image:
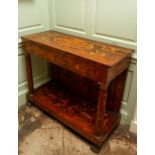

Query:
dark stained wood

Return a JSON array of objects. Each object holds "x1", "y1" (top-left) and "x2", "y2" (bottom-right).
[
  {"x1": 106, "y1": 70, "x2": 128, "y2": 113},
  {"x1": 28, "y1": 81, "x2": 120, "y2": 146},
  {"x1": 23, "y1": 42, "x2": 108, "y2": 83},
  {"x1": 51, "y1": 65, "x2": 99, "y2": 103},
  {"x1": 94, "y1": 83, "x2": 108, "y2": 137},
  {"x1": 107, "y1": 57, "x2": 130, "y2": 83},
  {"x1": 24, "y1": 52, "x2": 34, "y2": 95},
  {"x1": 22, "y1": 30, "x2": 133, "y2": 152}
]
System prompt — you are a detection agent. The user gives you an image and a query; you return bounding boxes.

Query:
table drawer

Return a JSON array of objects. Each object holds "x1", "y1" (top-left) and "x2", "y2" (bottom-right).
[{"x1": 25, "y1": 42, "x2": 108, "y2": 83}]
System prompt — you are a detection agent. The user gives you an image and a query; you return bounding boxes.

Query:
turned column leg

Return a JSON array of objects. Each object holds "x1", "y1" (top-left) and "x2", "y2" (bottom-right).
[
  {"x1": 94, "y1": 83, "x2": 109, "y2": 137},
  {"x1": 24, "y1": 53, "x2": 34, "y2": 103}
]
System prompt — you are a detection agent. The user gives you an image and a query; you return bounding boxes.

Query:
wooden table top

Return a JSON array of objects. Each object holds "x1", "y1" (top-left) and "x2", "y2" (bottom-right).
[{"x1": 22, "y1": 30, "x2": 134, "y2": 67}]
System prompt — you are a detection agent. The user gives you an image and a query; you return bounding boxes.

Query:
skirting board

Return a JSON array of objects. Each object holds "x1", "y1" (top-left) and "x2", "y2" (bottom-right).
[
  {"x1": 130, "y1": 120, "x2": 137, "y2": 134},
  {"x1": 18, "y1": 73, "x2": 50, "y2": 107},
  {"x1": 120, "y1": 109, "x2": 128, "y2": 124}
]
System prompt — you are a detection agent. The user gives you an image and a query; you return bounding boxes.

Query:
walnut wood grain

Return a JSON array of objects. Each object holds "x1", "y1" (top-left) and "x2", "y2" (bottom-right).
[
  {"x1": 95, "y1": 83, "x2": 108, "y2": 137},
  {"x1": 22, "y1": 30, "x2": 134, "y2": 152},
  {"x1": 22, "y1": 30, "x2": 133, "y2": 67},
  {"x1": 24, "y1": 52, "x2": 34, "y2": 95}
]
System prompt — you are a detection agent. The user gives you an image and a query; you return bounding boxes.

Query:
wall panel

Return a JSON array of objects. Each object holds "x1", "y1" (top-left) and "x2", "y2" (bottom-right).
[
  {"x1": 95, "y1": 0, "x2": 136, "y2": 41},
  {"x1": 121, "y1": 59, "x2": 137, "y2": 124},
  {"x1": 55, "y1": 0, "x2": 85, "y2": 31},
  {"x1": 18, "y1": 0, "x2": 50, "y2": 107},
  {"x1": 18, "y1": 0, "x2": 50, "y2": 39}
]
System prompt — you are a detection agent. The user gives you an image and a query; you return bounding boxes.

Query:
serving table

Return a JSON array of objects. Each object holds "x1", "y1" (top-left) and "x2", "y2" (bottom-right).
[{"x1": 22, "y1": 30, "x2": 133, "y2": 152}]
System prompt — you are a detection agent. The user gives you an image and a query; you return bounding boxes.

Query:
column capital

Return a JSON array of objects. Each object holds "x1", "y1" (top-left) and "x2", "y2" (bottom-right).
[{"x1": 97, "y1": 82, "x2": 109, "y2": 90}]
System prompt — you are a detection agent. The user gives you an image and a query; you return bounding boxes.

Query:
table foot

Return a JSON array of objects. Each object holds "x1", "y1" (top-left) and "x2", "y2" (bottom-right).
[
  {"x1": 26, "y1": 93, "x2": 33, "y2": 106},
  {"x1": 26, "y1": 101, "x2": 32, "y2": 106},
  {"x1": 90, "y1": 144, "x2": 101, "y2": 153}
]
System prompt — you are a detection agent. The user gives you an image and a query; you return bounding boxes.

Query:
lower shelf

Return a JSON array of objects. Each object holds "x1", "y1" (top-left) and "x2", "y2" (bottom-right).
[{"x1": 29, "y1": 81, "x2": 120, "y2": 145}]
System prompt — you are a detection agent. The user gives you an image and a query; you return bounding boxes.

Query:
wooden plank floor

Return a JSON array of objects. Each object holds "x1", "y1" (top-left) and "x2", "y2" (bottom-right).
[{"x1": 19, "y1": 105, "x2": 137, "y2": 155}]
